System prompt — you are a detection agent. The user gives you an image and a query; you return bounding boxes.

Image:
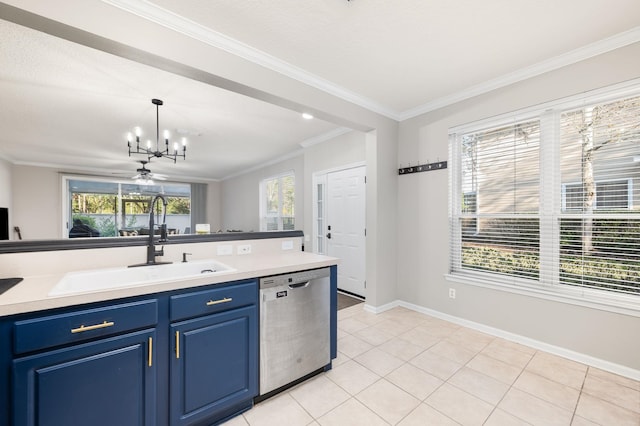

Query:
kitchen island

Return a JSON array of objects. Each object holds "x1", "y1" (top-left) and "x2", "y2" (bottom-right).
[{"x1": 0, "y1": 233, "x2": 338, "y2": 426}]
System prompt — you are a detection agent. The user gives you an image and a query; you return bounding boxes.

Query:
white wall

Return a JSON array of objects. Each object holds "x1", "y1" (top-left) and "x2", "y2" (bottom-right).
[
  {"x1": 12, "y1": 165, "x2": 60, "y2": 240},
  {"x1": 303, "y1": 130, "x2": 367, "y2": 240},
  {"x1": 206, "y1": 180, "x2": 222, "y2": 232},
  {"x1": 397, "y1": 42, "x2": 640, "y2": 371},
  {"x1": 221, "y1": 155, "x2": 304, "y2": 232},
  {"x1": 0, "y1": 158, "x2": 12, "y2": 239},
  {"x1": 221, "y1": 130, "x2": 368, "y2": 245},
  {"x1": 2, "y1": 0, "x2": 400, "y2": 308}
]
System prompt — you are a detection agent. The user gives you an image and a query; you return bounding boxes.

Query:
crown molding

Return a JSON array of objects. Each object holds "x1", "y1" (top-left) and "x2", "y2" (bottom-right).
[
  {"x1": 221, "y1": 148, "x2": 305, "y2": 181},
  {"x1": 100, "y1": 1, "x2": 639, "y2": 123},
  {"x1": 299, "y1": 127, "x2": 352, "y2": 148},
  {"x1": 221, "y1": 126, "x2": 352, "y2": 180},
  {"x1": 399, "y1": 26, "x2": 640, "y2": 121},
  {"x1": 100, "y1": 0, "x2": 400, "y2": 120},
  {"x1": 12, "y1": 160, "x2": 220, "y2": 183},
  {"x1": 0, "y1": 151, "x2": 15, "y2": 163}
]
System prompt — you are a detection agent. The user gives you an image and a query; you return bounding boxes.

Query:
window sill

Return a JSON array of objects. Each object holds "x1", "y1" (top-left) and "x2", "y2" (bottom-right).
[{"x1": 445, "y1": 272, "x2": 640, "y2": 317}]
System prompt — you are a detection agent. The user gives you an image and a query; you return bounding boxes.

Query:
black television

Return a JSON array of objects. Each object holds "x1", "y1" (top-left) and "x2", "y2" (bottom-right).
[{"x1": 0, "y1": 208, "x2": 7, "y2": 240}]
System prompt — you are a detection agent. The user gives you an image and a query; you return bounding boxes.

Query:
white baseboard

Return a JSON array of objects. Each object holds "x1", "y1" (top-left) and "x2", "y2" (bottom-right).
[
  {"x1": 362, "y1": 299, "x2": 640, "y2": 381},
  {"x1": 363, "y1": 300, "x2": 400, "y2": 314}
]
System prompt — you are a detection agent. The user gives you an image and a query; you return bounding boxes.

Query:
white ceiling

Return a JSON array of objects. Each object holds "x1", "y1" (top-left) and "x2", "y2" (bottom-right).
[
  {"x1": 1, "y1": 0, "x2": 639, "y2": 181},
  {"x1": 0, "y1": 19, "x2": 342, "y2": 181},
  {"x1": 140, "y1": 0, "x2": 640, "y2": 116}
]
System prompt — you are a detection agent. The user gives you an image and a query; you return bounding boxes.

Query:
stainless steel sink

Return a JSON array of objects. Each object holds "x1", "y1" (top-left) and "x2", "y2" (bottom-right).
[{"x1": 49, "y1": 259, "x2": 235, "y2": 296}]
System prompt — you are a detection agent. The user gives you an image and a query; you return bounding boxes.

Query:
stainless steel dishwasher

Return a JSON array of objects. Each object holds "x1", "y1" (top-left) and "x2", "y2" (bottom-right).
[{"x1": 259, "y1": 267, "x2": 331, "y2": 395}]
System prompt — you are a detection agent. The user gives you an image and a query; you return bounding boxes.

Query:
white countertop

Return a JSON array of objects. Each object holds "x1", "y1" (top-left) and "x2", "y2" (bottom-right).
[{"x1": 0, "y1": 251, "x2": 338, "y2": 317}]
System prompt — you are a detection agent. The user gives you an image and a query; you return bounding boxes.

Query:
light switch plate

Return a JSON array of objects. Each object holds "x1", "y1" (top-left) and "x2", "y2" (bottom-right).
[
  {"x1": 281, "y1": 240, "x2": 294, "y2": 250},
  {"x1": 217, "y1": 245, "x2": 233, "y2": 255},
  {"x1": 237, "y1": 244, "x2": 252, "y2": 255}
]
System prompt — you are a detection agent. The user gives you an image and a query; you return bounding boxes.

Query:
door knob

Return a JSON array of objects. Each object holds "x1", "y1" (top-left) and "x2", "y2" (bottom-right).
[{"x1": 326, "y1": 232, "x2": 331, "y2": 239}]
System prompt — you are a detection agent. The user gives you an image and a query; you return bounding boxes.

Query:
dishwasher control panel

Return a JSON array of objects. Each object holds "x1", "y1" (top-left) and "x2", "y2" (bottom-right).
[{"x1": 259, "y1": 267, "x2": 330, "y2": 289}]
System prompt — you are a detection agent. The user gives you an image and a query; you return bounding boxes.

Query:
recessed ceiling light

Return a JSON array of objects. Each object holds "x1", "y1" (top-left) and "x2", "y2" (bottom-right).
[{"x1": 302, "y1": 113, "x2": 314, "y2": 120}]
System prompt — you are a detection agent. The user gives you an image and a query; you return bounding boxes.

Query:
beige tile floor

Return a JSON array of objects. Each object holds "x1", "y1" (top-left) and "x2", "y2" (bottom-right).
[{"x1": 224, "y1": 305, "x2": 640, "y2": 426}]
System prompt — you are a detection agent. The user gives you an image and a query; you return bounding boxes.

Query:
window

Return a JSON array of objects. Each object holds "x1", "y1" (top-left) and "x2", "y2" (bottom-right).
[
  {"x1": 562, "y1": 179, "x2": 632, "y2": 211},
  {"x1": 65, "y1": 177, "x2": 191, "y2": 237},
  {"x1": 450, "y1": 85, "x2": 640, "y2": 304},
  {"x1": 260, "y1": 172, "x2": 295, "y2": 231},
  {"x1": 453, "y1": 119, "x2": 541, "y2": 281}
]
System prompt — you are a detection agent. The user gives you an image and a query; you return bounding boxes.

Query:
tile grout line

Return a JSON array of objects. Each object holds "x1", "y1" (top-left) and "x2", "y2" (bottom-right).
[
  {"x1": 569, "y1": 366, "x2": 589, "y2": 426},
  {"x1": 480, "y1": 348, "x2": 538, "y2": 425}
]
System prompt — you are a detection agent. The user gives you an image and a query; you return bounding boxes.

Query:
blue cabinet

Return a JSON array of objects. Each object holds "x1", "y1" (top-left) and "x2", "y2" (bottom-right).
[
  {"x1": 10, "y1": 299, "x2": 158, "y2": 426},
  {"x1": 169, "y1": 280, "x2": 258, "y2": 425},
  {"x1": 13, "y1": 329, "x2": 157, "y2": 426},
  {"x1": 1, "y1": 279, "x2": 259, "y2": 426},
  {"x1": 170, "y1": 306, "x2": 257, "y2": 425}
]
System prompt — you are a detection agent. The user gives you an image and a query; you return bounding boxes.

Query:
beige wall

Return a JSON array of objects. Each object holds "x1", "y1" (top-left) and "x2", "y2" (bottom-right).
[
  {"x1": 221, "y1": 155, "x2": 304, "y2": 232},
  {"x1": 2, "y1": 0, "x2": 400, "y2": 309},
  {"x1": 397, "y1": 42, "x2": 640, "y2": 371},
  {"x1": 206, "y1": 181, "x2": 222, "y2": 232},
  {"x1": 220, "y1": 131, "x2": 368, "y2": 242},
  {"x1": 12, "y1": 165, "x2": 60, "y2": 240},
  {"x1": 303, "y1": 131, "x2": 367, "y2": 241}
]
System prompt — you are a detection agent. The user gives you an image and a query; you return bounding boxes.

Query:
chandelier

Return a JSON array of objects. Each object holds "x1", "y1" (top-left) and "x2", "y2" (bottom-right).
[{"x1": 127, "y1": 99, "x2": 187, "y2": 163}]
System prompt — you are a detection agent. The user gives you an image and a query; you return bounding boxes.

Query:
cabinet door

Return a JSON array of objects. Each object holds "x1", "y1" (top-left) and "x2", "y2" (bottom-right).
[
  {"x1": 13, "y1": 329, "x2": 156, "y2": 426},
  {"x1": 170, "y1": 306, "x2": 257, "y2": 426}
]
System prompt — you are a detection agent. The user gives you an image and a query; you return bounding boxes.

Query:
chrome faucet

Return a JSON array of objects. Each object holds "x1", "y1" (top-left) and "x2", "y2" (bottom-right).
[{"x1": 146, "y1": 194, "x2": 170, "y2": 265}]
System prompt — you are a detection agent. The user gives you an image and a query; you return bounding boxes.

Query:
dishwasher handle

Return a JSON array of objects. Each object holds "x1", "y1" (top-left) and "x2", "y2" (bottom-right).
[{"x1": 288, "y1": 281, "x2": 310, "y2": 289}]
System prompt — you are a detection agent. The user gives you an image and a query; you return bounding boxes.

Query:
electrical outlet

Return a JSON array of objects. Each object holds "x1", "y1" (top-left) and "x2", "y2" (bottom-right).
[
  {"x1": 449, "y1": 288, "x2": 456, "y2": 299},
  {"x1": 281, "y1": 240, "x2": 294, "y2": 250},
  {"x1": 237, "y1": 244, "x2": 252, "y2": 255},
  {"x1": 217, "y1": 245, "x2": 233, "y2": 255}
]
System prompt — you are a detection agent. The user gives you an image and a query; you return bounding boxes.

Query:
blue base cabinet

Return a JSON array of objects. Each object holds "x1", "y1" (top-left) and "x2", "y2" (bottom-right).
[
  {"x1": 170, "y1": 306, "x2": 257, "y2": 425},
  {"x1": 168, "y1": 280, "x2": 258, "y2": 426},
  {"x1": 13, "y1": 329, "x2": 157, "y2": 426},
  {"x1": 0, "y1": 279, "x2": 259, "y2": 426}
]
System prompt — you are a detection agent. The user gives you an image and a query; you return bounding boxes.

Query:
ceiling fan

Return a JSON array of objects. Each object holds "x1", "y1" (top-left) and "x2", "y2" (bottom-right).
[{"x1": 131, "y1": 160, "x2": 168, "y2": 184}]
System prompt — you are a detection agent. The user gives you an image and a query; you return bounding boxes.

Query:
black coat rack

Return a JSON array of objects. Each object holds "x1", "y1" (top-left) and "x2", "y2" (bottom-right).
[{"x1": 398, "y1": 160, "x2": 447, "y2": 175}]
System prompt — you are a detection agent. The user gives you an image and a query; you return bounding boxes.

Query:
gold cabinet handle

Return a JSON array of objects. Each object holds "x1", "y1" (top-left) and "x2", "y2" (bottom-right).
[
  {"x1": 206, "y1": 297, "x2": 232, "y2": 306},
  {"x1": 148, "y1": 337, "x2": 153, "y2": 367},
  {"x1": 71, "y1": 321, "x2": 114, "y2": 334},
  {"x1": 175, "y1": 331, "x2": 180, "y2": 359}
]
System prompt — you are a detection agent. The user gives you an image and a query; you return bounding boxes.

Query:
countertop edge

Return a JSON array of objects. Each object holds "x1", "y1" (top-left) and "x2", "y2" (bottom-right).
[{"x1": 0, "y1": 253, "x2": 338, "y2": 318}]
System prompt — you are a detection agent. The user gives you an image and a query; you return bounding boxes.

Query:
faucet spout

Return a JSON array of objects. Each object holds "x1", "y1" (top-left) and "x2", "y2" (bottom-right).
[{"x1": 146, "y1": 194, "x2": 169, "y2": 265}]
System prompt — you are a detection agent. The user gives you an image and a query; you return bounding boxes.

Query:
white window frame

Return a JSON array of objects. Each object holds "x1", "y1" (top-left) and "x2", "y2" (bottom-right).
[
  {"x1": 312, "y1": 173, "x2": 328, "y2": 254},
  {"x1": 561, "y1": 179, "x2": 633, "y2": 211},
  {"x1": 448, "y1": 79, "x2": 640, "y2": 315},
  {"x1": 259, "y1": 171, "x2": 295, "y2": 231}
]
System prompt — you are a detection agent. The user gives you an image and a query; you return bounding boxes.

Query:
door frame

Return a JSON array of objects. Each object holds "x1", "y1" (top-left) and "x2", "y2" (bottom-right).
[{"x1": 311, "y1": 162, "x2": 366, "y2": 295}]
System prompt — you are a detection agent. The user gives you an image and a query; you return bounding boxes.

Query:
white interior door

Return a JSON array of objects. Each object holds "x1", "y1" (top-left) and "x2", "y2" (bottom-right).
[{"x1": 326, "y1": 166, "x2": 366, "y2": 298}]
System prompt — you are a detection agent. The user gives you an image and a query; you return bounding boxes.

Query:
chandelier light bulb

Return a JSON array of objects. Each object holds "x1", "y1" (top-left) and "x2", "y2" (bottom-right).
[
  {"x1": 181, "y1": 137, "x2": 187, "y2": 146},
  {"x1": 146, "y1": 140, "x2": 152, "y2": 149},
  {"x1": 164, "y1": 130, "x2": 170, "y2": 140},
  {"x1": 135, "y1": 127, "x2": 142, "y2": 137},
  {"x1": 173, "y1": 142, "x2": 179, "y2": 152}
]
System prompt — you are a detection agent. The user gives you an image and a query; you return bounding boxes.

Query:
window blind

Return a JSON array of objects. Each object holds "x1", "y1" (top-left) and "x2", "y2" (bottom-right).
[
  {"x1": 558, "y1": 95, "x2": 640, "y2": 295},
  {"x1": 451, "y1": 119, "x2": 541, "y2": 281},
  {"x1": 450, "y1": 85, "x2": 640, "y2": 300}
]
